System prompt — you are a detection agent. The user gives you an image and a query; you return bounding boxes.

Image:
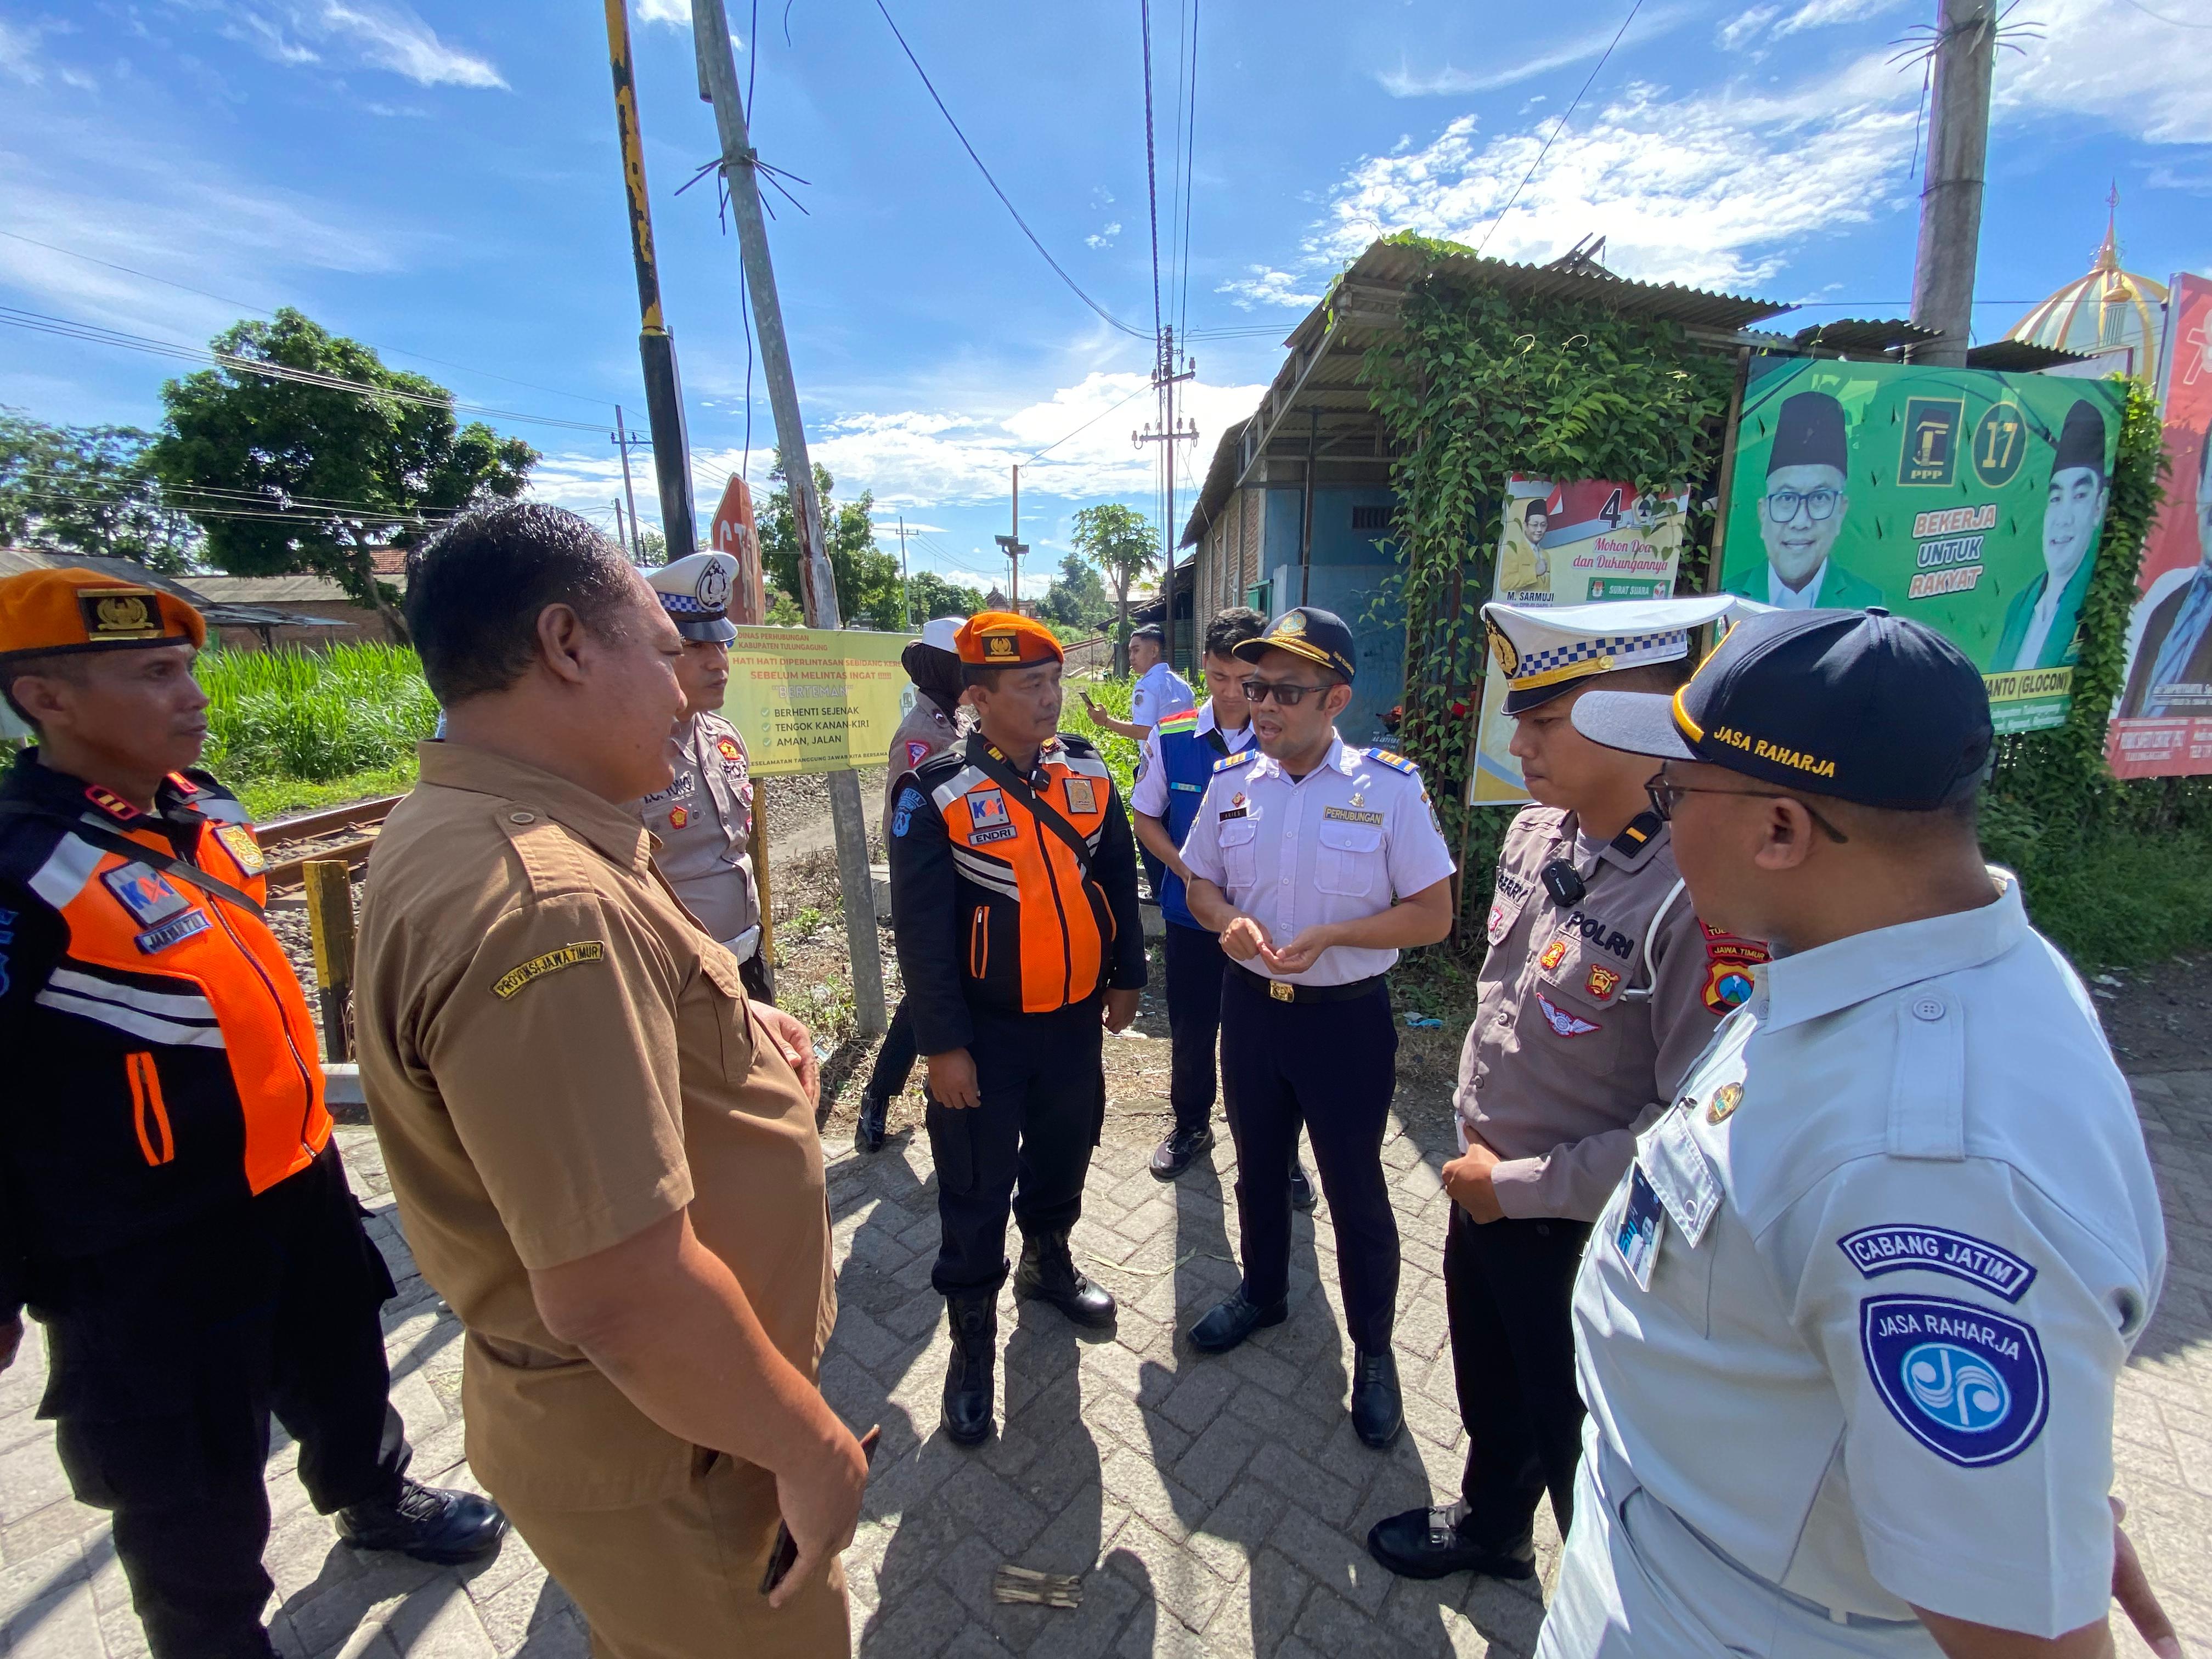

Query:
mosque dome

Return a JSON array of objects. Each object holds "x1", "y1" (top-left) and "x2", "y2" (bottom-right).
[{"x1": 2007, "y1": 195, "x2": 2169, "y2": 375}]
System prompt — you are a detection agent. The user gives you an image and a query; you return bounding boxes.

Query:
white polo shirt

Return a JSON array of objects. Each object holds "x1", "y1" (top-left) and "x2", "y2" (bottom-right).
[
  {"x1": 1128, "y1": 698, "x2": 1255, "y2": 819},
  {"x1": 1177, "y1": 733, "x2": 1455, "y2": 987},
  {"x1": 1130, "y1": 661, "x2": 1195, "y2": 733},
  {"x1": 1544, "y1": 873, "x2": 2165, "y2": 1653}
]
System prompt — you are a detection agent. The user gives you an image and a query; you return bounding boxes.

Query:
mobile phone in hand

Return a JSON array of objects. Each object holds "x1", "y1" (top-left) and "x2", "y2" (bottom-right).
[{"x1": 759, "y1": 1425, "x2": 880, "y2": 1598}]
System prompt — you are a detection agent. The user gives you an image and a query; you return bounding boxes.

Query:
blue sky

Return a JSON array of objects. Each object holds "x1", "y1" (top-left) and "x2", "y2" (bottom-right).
[{"x1": 2, "y1": 0, "x2": 2208, "y2": 601}]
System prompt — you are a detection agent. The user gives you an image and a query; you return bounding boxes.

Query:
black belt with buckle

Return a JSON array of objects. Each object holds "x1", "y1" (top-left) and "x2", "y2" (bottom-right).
[{"x1": 1225, "y1": 963, "x2": 1387, "y2": 1005}]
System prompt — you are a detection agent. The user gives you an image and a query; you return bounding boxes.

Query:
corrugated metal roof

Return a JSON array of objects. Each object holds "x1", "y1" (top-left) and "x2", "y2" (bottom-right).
[
  {"x1": 1182, "y1": 239, "x2": 1790, "y2": 545},
  {"x1": 1791, "y1": 318, "x2": 1938, "y2": 355}
]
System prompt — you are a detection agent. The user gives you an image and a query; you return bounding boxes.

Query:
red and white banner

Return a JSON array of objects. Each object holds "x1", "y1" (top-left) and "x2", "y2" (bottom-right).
[{"x1": 2107, "y1": 272, "x2": 2212, "y2": 779}]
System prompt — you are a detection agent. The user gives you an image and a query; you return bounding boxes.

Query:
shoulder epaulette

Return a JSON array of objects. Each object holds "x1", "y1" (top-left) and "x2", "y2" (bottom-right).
[
  {"x1": 1213, "y1": 749, "x2": 1258, "y2": 773},
  {"x1": 1365, "y1": 747, "x2": 1418, "y2": 775},
  {"x1": 1610, "y1": 810, "x2": 1665, "y2": 859},
  {"x1": 1156, "y1": 709, "x2": 1200, "y2": 732}
]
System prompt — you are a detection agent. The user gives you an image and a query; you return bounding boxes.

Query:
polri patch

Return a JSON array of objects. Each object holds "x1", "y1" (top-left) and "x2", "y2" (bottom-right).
[
  {"x1": 1535, "y1": 991, "x2": 1600, "y2": 1037},
  {"x1": 491, "y1": 940, "x2": 606, "y2": 1000},
  {"x1": 1839, "y1": 1227, "x2": 2036, "y2": 1302},
  {"x1": 1585, "y1": 964, "x2": 1621, "y2": 1000},
  {"x1": 213, "y1": 822, "x2": 265, "y2": 876},
  {"x1": 1703, "y1": 960, "x2": 1757, "y2": 1013},
  {"x1": 103, "y1": 862, "x2": 192, "y2": 928},
  {"x1": 1538, "y1": 938, "x2": 1568, "y2": 974},
  {"x1": 715, "y1": 736, "x2": 743, "y2": 765},
  {"x1": 668, "y1": 805, "x2": 689, "y2": 830},
  {"x1": 1861, "y1": 1295, "x2": 2047, "y2": 1468},
  {"x1": 904, "y1": 740, "x2": 932, "y2": 771}
]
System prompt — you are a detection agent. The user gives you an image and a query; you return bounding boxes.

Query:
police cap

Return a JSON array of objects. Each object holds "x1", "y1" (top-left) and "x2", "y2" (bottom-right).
[
  {"x1": 0, "y1": 567, "x2": 206, "y2": 666},
  {"x1": 648, "y1": 551, "x2": 739, "y2": 644},
  {"x1": 1571, "y1": 608, "x2": 1992, "y2": 810},
  {"x1": 1482, "y1": 594, "x2": 1750, "y2": 715},
  {"x1": 1233, "y1": 605, "x2": 1357, "y2": 682}
]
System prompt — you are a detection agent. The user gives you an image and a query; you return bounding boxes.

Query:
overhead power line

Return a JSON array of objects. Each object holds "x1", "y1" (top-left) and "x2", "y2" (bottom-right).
[
  {"x1": 1, "y1": 307, "x2": 611, "y2": 434},
  {"x1": 1022, "y1": 381, "x2": 1154, "y2": 466},
  {"x1": 0, "y1": 229, "x2": 614, "y2": 409},
  {"x1": 871, "y1": 0, "x2": 1150, "y2": 340},
  {"x1": 1478, "y1": 0, "x2": 1645, "y2": 256}
]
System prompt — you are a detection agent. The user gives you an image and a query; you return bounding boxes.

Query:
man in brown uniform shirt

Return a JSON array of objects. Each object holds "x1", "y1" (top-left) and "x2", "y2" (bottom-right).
[
  {"x1": 356, "y1": 506, "x2": 867, "y2": 1657},
  {"x1": 1367, "y1": 597, "x2": 1767, "y2": 1585}
]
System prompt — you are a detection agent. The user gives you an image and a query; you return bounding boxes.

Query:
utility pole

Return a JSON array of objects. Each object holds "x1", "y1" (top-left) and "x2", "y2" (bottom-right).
[
  {"x1": 1134, "y1": 325, "x2": 1197, "y2": 668},
  {"x1": 612, "y1": 496, "x2": 629, "y2": 555},
  {"x1": 994, "y1": 466, "x2": 1028, "y2": 617},
  {"x1": 603, "y1": 1, "x2": 701, "y2": 555},
  {"x1": 895, "y1": 515, "x2": 913, "y2": 625},
  {"x1": 694, "y1": 0, "x2": 886, "y2": 1037},
  {"x1": 613, "y1": 402, "x2": 644, "y2": 559},
  {"x1": 1906, "y1": 0, "x2": 1996, "y2": 368}
]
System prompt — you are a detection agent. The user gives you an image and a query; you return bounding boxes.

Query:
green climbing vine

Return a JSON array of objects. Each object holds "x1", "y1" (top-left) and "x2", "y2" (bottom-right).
[{"x1": 1358, "y1": 236, "x2": 1737, "y2": 926}]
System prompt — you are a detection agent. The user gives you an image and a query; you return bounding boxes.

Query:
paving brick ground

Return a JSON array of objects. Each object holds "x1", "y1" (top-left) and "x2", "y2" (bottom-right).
[{"x1": 4, "y1": 1073, "x2": 2210, "y2": 1658}]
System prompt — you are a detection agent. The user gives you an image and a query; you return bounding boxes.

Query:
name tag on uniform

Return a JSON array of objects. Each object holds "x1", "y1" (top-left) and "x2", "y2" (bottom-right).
[
  {"x1": 1322, "y1": 806, "x2": 1385, "y2": 825},
  {"x1": 1614, "y1": 1166, "x2": 1667, "y2": 1291},
  {"x1": 1217, "y1": 806, "x2": 1247, "y2": 821},
  {"x1": 1644, "y1": 1110, "x2": 1722, "y2": 1247}
]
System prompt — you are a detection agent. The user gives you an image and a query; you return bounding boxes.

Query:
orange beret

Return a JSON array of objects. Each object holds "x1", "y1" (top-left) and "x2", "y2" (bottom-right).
[
  {"x1": 0, "y1": 567, "x2": 206, "y2": 665},
  {"x1": 955, "y1": 611, "x2": 1063, "y2": 668}
]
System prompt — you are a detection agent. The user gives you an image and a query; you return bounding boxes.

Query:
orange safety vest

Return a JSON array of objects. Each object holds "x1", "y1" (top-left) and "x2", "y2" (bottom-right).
[
  {"x1": 0, "y1": 757, "x2": 330, "y2": 1273},
  {"x1": 926, "y1": 740, "x2": 1119, "y2": 1013}
]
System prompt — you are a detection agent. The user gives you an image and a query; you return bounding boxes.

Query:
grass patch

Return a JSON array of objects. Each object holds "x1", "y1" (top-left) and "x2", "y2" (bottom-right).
[
  {"x1": 1059, "y1": 673, "x2": 1140, "y2": 803},
  {"x1": 234, "y1": 763, "x2": 420, "y2": 823},
  {"x1": 200, "y1": 644, "x2": 437, "y2": 783},
  {"x1": 2008, "y1": 829, "x2": 2212, "y2": 973}
]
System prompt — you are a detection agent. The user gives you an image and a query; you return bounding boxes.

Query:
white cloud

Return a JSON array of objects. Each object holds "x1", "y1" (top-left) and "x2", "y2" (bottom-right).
[
  {"x1": 1715, "y1": 6, "x2": 1778, "y2": 49},
  {"x1": 1216, "y1": 264, "x2": 1323, "y2": 311},
  {"x1": 1771, "y1": 0, "x2": 1903, "y2": 35},
  {"x1": 2000, "y1": 0, "x2": 2212, "y2": 145},
  {"x1": 1085, "y1": 222, "x2": 1122, "y2": 249},
  {"x1": 1377, "y1": 5, "x2": 1697, "y2": 97},
  {"x1": 634, "y1": 0, "x2": 693, "y2": 22},
  {"x1": 218, "y1": 3, "x2": 505, "y2": 88}
]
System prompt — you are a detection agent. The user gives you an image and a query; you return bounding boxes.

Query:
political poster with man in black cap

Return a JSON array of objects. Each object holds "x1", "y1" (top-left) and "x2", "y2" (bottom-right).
[{"x1": 1719, "y1": 359, "x2": 2124, "y2": 733}]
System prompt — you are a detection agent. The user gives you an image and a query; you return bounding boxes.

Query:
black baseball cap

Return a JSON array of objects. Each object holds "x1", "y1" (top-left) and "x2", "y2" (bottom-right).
[
  {"x1": 1571, "y1": 608, "x2": 1992, "y2": 810},
  {"x1": 1234, "y1": 605, "x2": 1358, "y2": 682}
]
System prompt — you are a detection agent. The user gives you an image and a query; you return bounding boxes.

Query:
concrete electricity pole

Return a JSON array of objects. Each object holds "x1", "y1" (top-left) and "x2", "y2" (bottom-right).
[
  {"x1": 1134, "y1": 328, "x2": 1196, "y2": 667},
  {"x1": 602, "y1": 1, "x2": 700, "y2": 555},
  {"x1": 895, "y1": 515, "x2": 913, "y2": 626},
  {"x1": 1907, "y1": 0, "x2": 1997, "y2": 368},
  {"x1": 693, "y1": 0, "x2": 886, "y2": 1036},
  {"x1": 994, "y1": 466, "x2": 1028, "y2": 616},
  {"x1": 613, "y1": 402, "x2": 642, "y2": 558}
]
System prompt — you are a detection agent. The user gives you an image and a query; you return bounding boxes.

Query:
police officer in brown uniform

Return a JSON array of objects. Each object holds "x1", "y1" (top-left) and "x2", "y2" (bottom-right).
[
  {"x1": 1368, "y1": 597, "x2": 1768, "y2": 1584},
  {"x1": 0, "y1": 569, "x2": 503, "y2": 1659},
  {"x1": 637, "y1": 552, "x2": 771, "y2": 1002},
  {"x1": 353, "y1": 506, "x2": 867, "y2": 1657}
]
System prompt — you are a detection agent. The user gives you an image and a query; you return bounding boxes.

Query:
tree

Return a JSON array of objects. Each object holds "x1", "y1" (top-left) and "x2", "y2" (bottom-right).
[
  {"x1": 905, "y1": 569, "x2": 989, "y2": 625},
  {"x1": 1070, "y1": 503, "x2": 1157, "y2": 674},
  {"x1": 755, "y1": 453, "x2": 905, "y2": 630},
  {"x1": 0, "y1": 411, "x2": 199, "y2": 572},
  {"x1": 1036, "y1": 551, "x2": 1113, "y2": 634},
  {"x1": 150, "y1": 308, "x2": 537, "y2": 641},
  {"x1": 633, "y1": 525, "x2": 668, "y2": 567}
]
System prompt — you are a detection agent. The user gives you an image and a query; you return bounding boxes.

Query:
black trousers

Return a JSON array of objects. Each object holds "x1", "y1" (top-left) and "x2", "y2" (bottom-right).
[
  {"x1": 36, "y1": 1144, "x2": 409, "y2": 1659},
  {"x1": 1445, "y1": 1203, "x2": 1592, "y2": 1548},
  {"x1": 1161, "y1": 922, "x2": 1228, "y2": 1135},
  {"x1": 739, "y1": 947, "x2": 774, "y2": 1006},
  {"x1": 864, "y1": 995, "x2": 921, "y2": 1104},
  {"x1": 1218, "y1": 974, "x2": 1400, "y2": 1351},
  {"x1": 924, "y1": 999, "x2": 1106, "y2": 1296}
]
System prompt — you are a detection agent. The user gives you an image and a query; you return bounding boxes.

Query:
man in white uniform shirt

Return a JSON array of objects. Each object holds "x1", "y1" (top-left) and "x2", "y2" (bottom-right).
[
  {"x1": 1176, "y1": 606, "x2": 1455, "y2": 1448},
  {"x1": 1551, "y1": 606, "x2": 2170, "y2": 1659}
]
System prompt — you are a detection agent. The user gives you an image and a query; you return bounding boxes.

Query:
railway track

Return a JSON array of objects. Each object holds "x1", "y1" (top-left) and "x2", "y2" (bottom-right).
[{"x1": 258, "y1": 794, "x2": 404, "y2": 891}]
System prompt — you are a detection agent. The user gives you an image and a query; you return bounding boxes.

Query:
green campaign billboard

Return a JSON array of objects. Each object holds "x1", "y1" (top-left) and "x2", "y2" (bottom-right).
[{"x1": 1719, "y1": 358, "x2": 2123, "y2": 733}]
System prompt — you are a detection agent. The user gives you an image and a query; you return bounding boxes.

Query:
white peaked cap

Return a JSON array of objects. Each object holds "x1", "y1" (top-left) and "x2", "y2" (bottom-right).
[
  {"x1": 1480, "y1": 594, "x2": 1766, "y2": 714},
  {"x1": 921, "y1": 616, "x2": 964, "y2": 652}
]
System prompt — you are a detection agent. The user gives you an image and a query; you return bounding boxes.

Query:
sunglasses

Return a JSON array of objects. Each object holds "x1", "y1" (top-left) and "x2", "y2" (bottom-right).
[
  {"x1": 1645, "y1": 775, "x2": 1850, "y2": 844},
  {"x1": 1240, "y1": 678, "x2": 1329, "y2": 706}
]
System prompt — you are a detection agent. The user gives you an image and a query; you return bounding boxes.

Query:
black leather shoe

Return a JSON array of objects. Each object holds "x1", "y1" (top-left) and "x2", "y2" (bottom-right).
[
  {"x1": 1150, "y1": 1125, "x2": 1215, "y2": 1180},
  {"x1": 1366, "y1": 1500, "x2": 1536, "y2": 1581},
  {"x1": 1289, "y1": 1162, "x2": 1316, "y2": 1211},
  {"x1": 1188, "y1": 1290, "x2": 1288, "y2": 1354},
  {"x1": 336, "y1": 1480, "x2": 507, "y2": 1564},
  {"x1": 856, "y1": 1090, "x2": 889, "y2": 1153},
  {"x1": 1013, "y1": 1230, "x2": 1116, "y2": 1327},
  {"x1": 941, "y1": 1292, "x2": 997, "y2": 1445},
  {"x1": 1351, "y1": 1346, "x2": 1404, "y2": 1447}
]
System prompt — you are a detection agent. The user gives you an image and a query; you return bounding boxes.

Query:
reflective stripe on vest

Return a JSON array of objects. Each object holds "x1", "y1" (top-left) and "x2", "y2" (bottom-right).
[{"x1": 1156, "y1": 722, "x2": 1222, "y2": 929}]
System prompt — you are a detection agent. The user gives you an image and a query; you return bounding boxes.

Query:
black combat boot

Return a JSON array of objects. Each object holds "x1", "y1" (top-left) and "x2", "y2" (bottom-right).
[
  {"x1": 1013, "y1": 1229, "x2": 1116, "y2": 1328},
  {"x1": 855, "y1": 1089, "x2": 889, "y2": 1153},
  {"x1": 941, "y1": 1291, "x2": 997, "y2": 1446},
  {"x1": 336, "y1": 1479, "x2": 508, "y2": 1564}
]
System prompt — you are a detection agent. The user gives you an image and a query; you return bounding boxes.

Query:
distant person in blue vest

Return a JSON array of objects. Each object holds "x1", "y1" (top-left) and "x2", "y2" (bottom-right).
[
  {"x1": 1724, "y1": 390, "x2": 1881, "y2": 613},
  {"x1": 1999, "y1": 398, "x2": 2113, "y2": 673},
  {"x1": 1130, "y1": 607, "x2": 1314, "y2": 1209}
]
